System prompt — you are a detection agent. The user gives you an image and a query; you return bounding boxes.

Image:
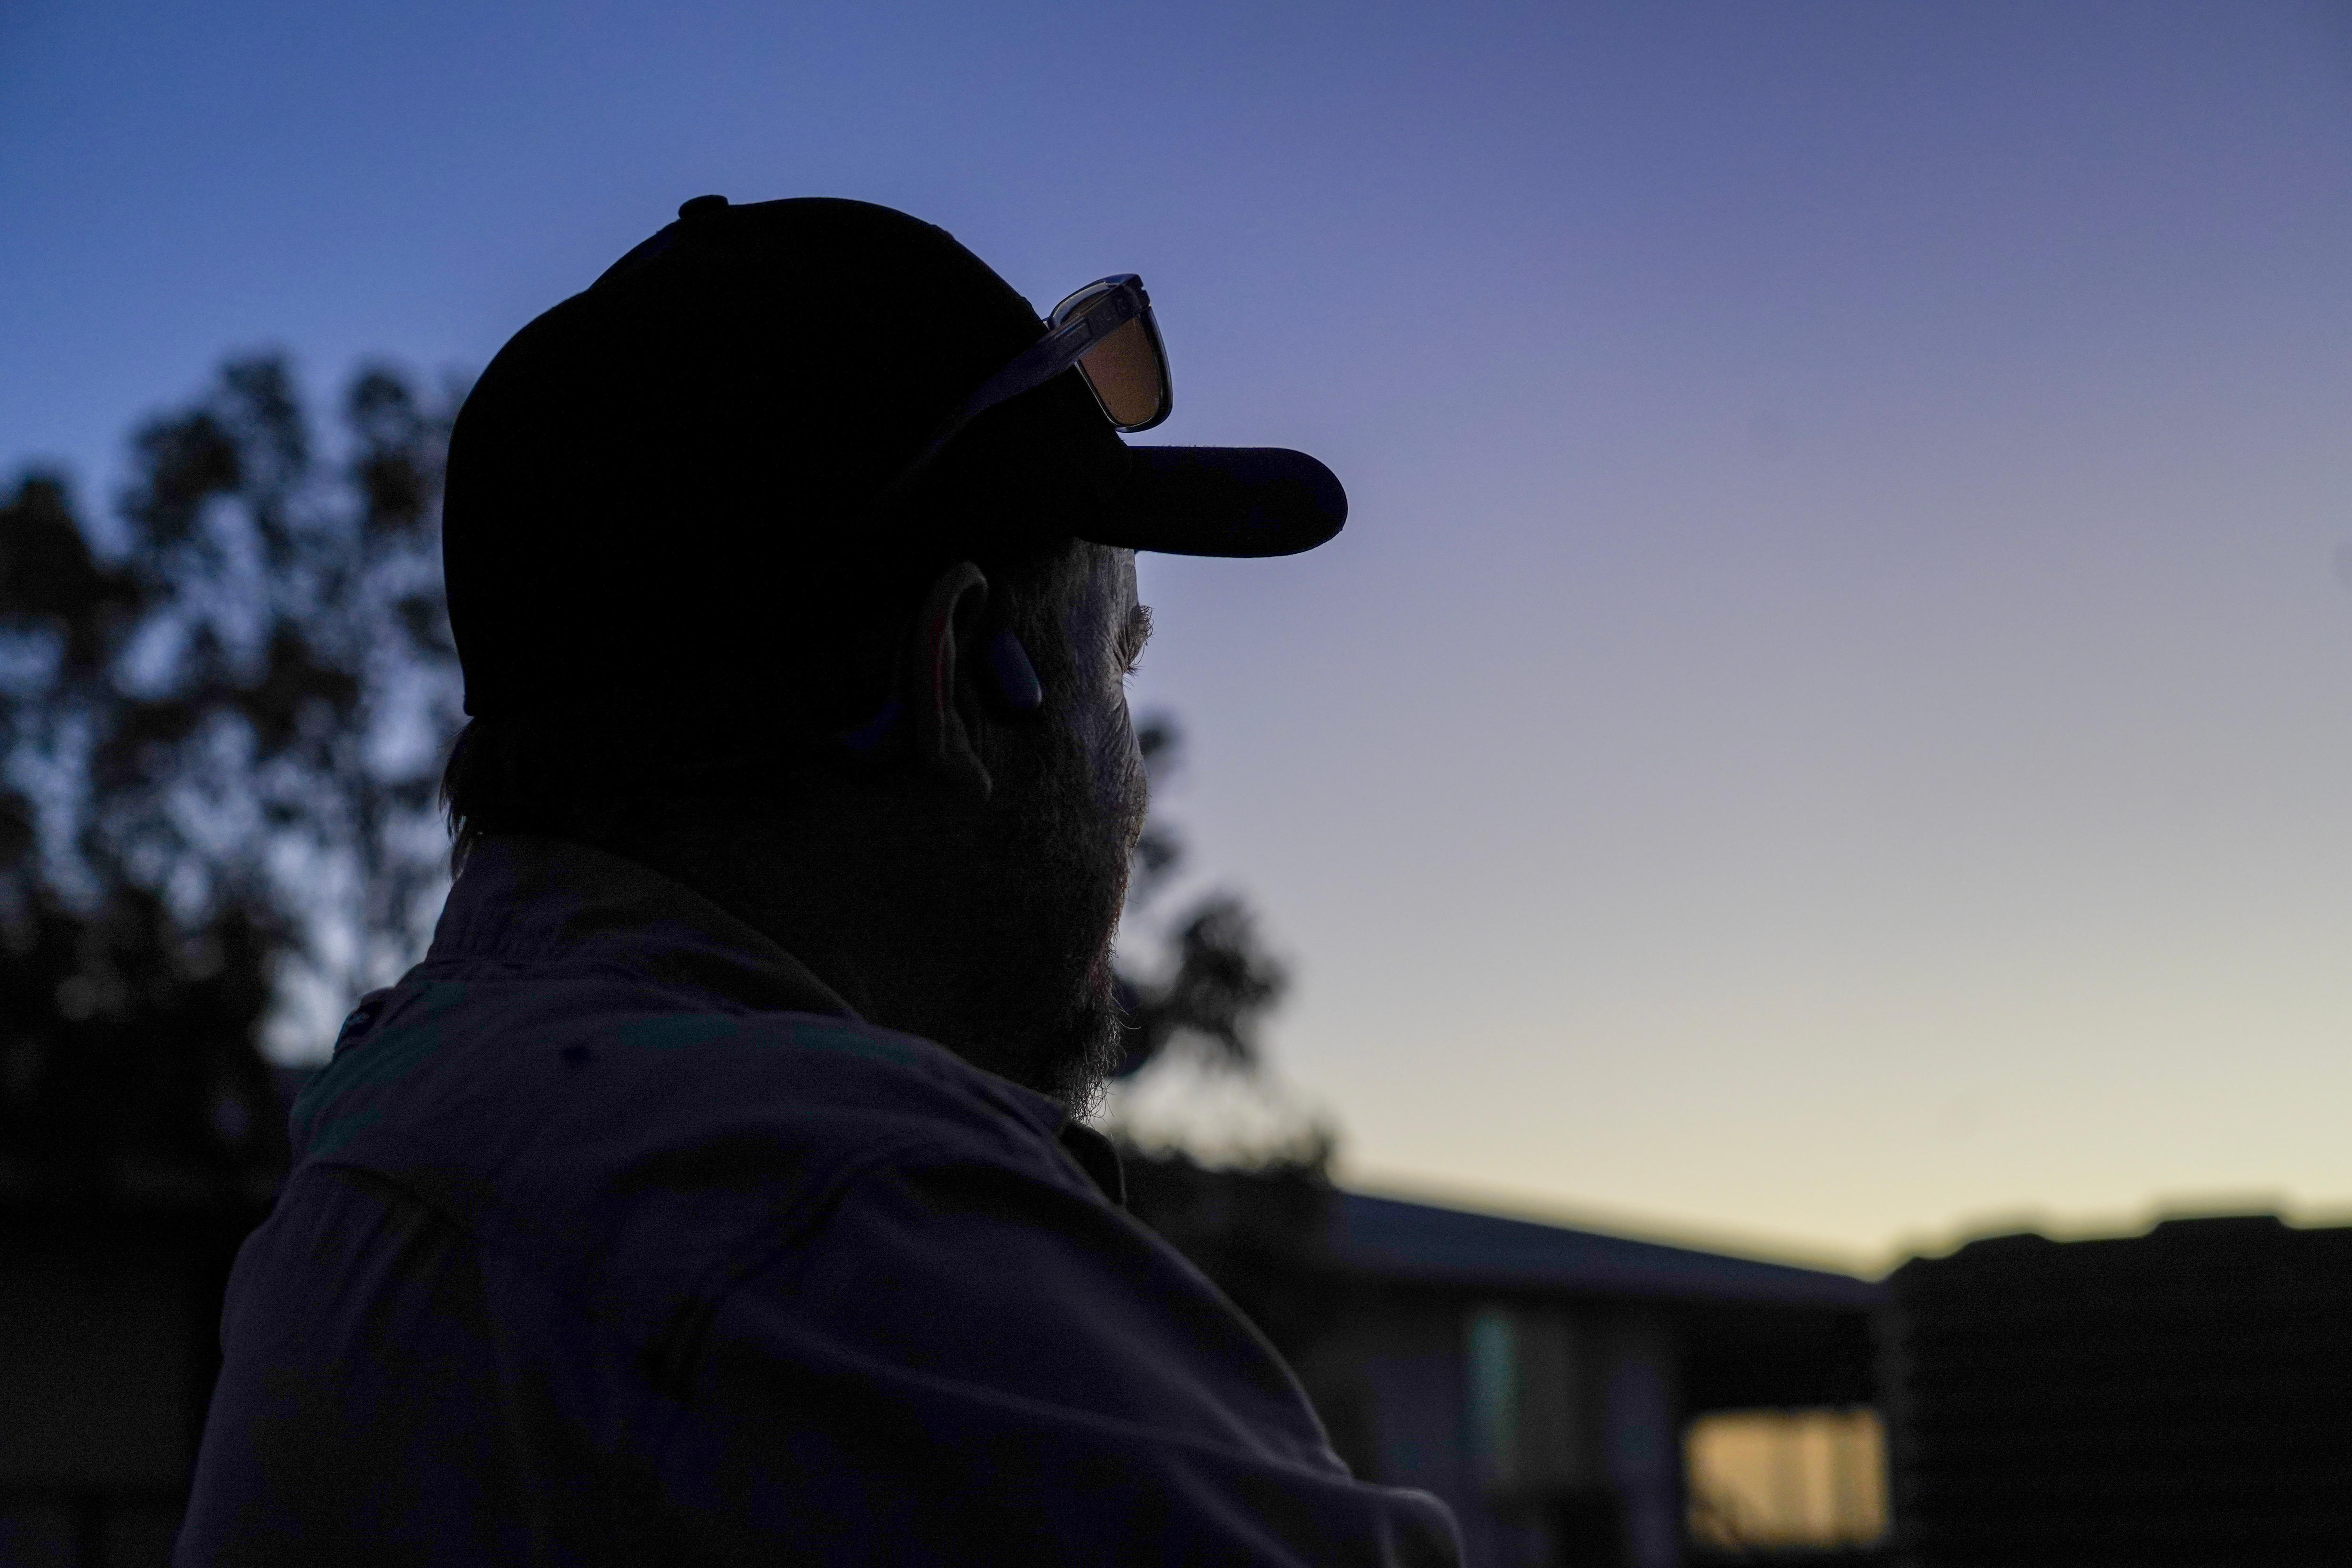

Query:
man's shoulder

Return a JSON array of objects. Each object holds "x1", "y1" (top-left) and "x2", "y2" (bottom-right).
[{"x1": 285, "y1": 957, "x2": 1093, "y2": 1288}]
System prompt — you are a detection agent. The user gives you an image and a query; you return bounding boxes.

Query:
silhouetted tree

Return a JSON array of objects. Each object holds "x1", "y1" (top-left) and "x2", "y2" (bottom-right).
[
  {"x1": 0, "y1": 356, "x2": 461, "y2": 1205},
  {"x1": 1106, "y1": 713, "x2": 1335, "y2": 1187},
  {"x1": 1101, "y1": 719, "x2": 1345, "y2": 1437},
  {"x1": 1112, "y1": 714, "x2": 1293, "y2": 1079}
]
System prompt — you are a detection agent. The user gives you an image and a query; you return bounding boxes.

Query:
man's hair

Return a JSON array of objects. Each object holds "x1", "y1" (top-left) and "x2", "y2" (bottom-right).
[{"x1": 440, "y1": 537, "x2": 1088, "y2": 868}]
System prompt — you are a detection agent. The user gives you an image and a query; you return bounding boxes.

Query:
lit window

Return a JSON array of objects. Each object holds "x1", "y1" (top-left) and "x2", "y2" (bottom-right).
[{"x1": 1685, "y1": 1407, "x2": 1887, "y2": 1549}]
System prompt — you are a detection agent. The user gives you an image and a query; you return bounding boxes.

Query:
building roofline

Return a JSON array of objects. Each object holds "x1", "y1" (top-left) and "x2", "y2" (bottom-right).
[{"x1": 1331, "y1": 1190, "x2": 1886, "y2": 1309}]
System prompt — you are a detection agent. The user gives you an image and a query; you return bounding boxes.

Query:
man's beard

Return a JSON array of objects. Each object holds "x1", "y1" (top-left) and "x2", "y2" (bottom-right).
[{"x1": 950, "y1": 708, "x2": 1142, "y2": 1113}]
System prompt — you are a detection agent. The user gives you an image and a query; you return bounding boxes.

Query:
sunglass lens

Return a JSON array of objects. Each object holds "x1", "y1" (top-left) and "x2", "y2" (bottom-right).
[
  {"x1": 1078, "y1": 317, "x2": 1166, "y2": 429},
  {"x1": 1053, "y1": 282, "x2": 1168, "y2": 431}
]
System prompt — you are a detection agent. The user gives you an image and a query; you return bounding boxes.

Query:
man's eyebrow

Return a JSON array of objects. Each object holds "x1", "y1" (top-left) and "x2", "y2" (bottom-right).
[{"x1": 1116, "y1": 604, "x2": 1154, "y2": 668}]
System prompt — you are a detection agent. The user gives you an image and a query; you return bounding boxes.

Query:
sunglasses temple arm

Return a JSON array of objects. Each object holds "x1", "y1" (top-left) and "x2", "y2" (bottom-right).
[{"x1": 869, "y1": 313, "x2": 1110, "y2": 514}]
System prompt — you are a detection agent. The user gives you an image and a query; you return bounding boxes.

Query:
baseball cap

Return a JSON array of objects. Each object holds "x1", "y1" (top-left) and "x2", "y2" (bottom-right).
[{"x1": 442, "y1": 196, "x2": 1346, "y2": 732}]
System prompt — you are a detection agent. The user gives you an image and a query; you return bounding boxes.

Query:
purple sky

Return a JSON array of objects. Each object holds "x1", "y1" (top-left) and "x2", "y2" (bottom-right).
[{"x1": 5, "y1": 0, "x2": 2350, "y2": 1263}]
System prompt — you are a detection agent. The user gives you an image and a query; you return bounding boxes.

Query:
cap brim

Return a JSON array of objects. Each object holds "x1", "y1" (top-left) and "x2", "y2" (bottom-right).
[{"x1": 1084, "y1": 446, "x2": 1346, "y2": 557}]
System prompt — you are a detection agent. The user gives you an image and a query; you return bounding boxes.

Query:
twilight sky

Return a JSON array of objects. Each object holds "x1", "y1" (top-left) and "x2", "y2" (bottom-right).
[{"x1": 5, "y1": 0, "x2": 2349, "y2": 1267}]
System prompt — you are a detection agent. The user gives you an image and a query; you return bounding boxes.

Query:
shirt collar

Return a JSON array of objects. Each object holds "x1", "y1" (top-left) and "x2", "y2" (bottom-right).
[
  {"x1": 428, "y1": 835, "x2": 1124, "y2": 1207},
  {"x1": 429, "y1": 834, "x2": 862, "y2": 1021}
]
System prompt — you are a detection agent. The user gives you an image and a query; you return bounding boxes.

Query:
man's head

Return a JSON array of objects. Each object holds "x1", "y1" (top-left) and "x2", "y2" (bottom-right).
[{"x1": 438, "y1": 196, "x2": 1343, "y2": 1108}]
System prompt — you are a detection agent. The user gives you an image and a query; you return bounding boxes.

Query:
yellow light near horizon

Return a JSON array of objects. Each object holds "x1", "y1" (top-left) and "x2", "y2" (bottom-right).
[{"x1": 1686, "y1": 1407, "x2": 1887, "y2": 1550}]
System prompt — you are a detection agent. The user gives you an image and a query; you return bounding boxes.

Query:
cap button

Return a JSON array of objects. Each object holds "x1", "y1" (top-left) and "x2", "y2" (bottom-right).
[{"x1": 677, "y1": 194, "x2": 730, "y2": 221}]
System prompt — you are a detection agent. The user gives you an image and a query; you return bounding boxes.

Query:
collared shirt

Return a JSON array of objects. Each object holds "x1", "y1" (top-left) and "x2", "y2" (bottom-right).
[{"x1": 179, "y1": 836, "x2": 1459, "y2": 1565}]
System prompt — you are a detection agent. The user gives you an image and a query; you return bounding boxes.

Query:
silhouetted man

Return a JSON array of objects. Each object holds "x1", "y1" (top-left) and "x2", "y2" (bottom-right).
[{"x1": 179, "y1": 197, "x2": 1460, "y2": 1565}]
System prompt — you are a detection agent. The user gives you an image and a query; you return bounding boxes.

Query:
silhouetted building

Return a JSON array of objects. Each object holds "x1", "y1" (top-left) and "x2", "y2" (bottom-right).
[
  {"x1": 1881, "y1": 1214, "x2": 2352, "y2": 1568},
  {"x1": 1124, "y1": 1156, "x2": 1890, "y2": 1568}
]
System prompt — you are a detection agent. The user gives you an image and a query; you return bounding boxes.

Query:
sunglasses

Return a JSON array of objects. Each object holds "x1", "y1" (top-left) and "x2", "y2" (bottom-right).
[{"x1": 875, "y1": 274, "x2": 1172, "y2": 509}]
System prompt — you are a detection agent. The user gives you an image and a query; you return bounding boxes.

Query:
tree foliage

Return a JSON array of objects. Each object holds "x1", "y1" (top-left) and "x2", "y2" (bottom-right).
[
  {"x1": 1106, "y1": 714, "x2": 1333, "y2": 1176},
  {"x1": 1111, "y1": 714, "x2": 1292, "y2": 1080},
  {"x1": 0, "y1": 356, "x2": 461, "y2": 1204}
]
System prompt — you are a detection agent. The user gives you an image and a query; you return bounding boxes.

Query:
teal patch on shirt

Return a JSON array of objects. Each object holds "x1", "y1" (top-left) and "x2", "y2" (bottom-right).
[
  {"x1": 785, "y1": 1024, "x2": 929, "y2": 1072},
  {"x1": 294, "y1": 981, "x2": 469, "y2": 1160}
]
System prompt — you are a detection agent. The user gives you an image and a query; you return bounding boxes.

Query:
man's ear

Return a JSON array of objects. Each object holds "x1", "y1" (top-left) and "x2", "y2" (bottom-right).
[{"x1": 907, "y1": 561, "x2": 993, "y2": 800}]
